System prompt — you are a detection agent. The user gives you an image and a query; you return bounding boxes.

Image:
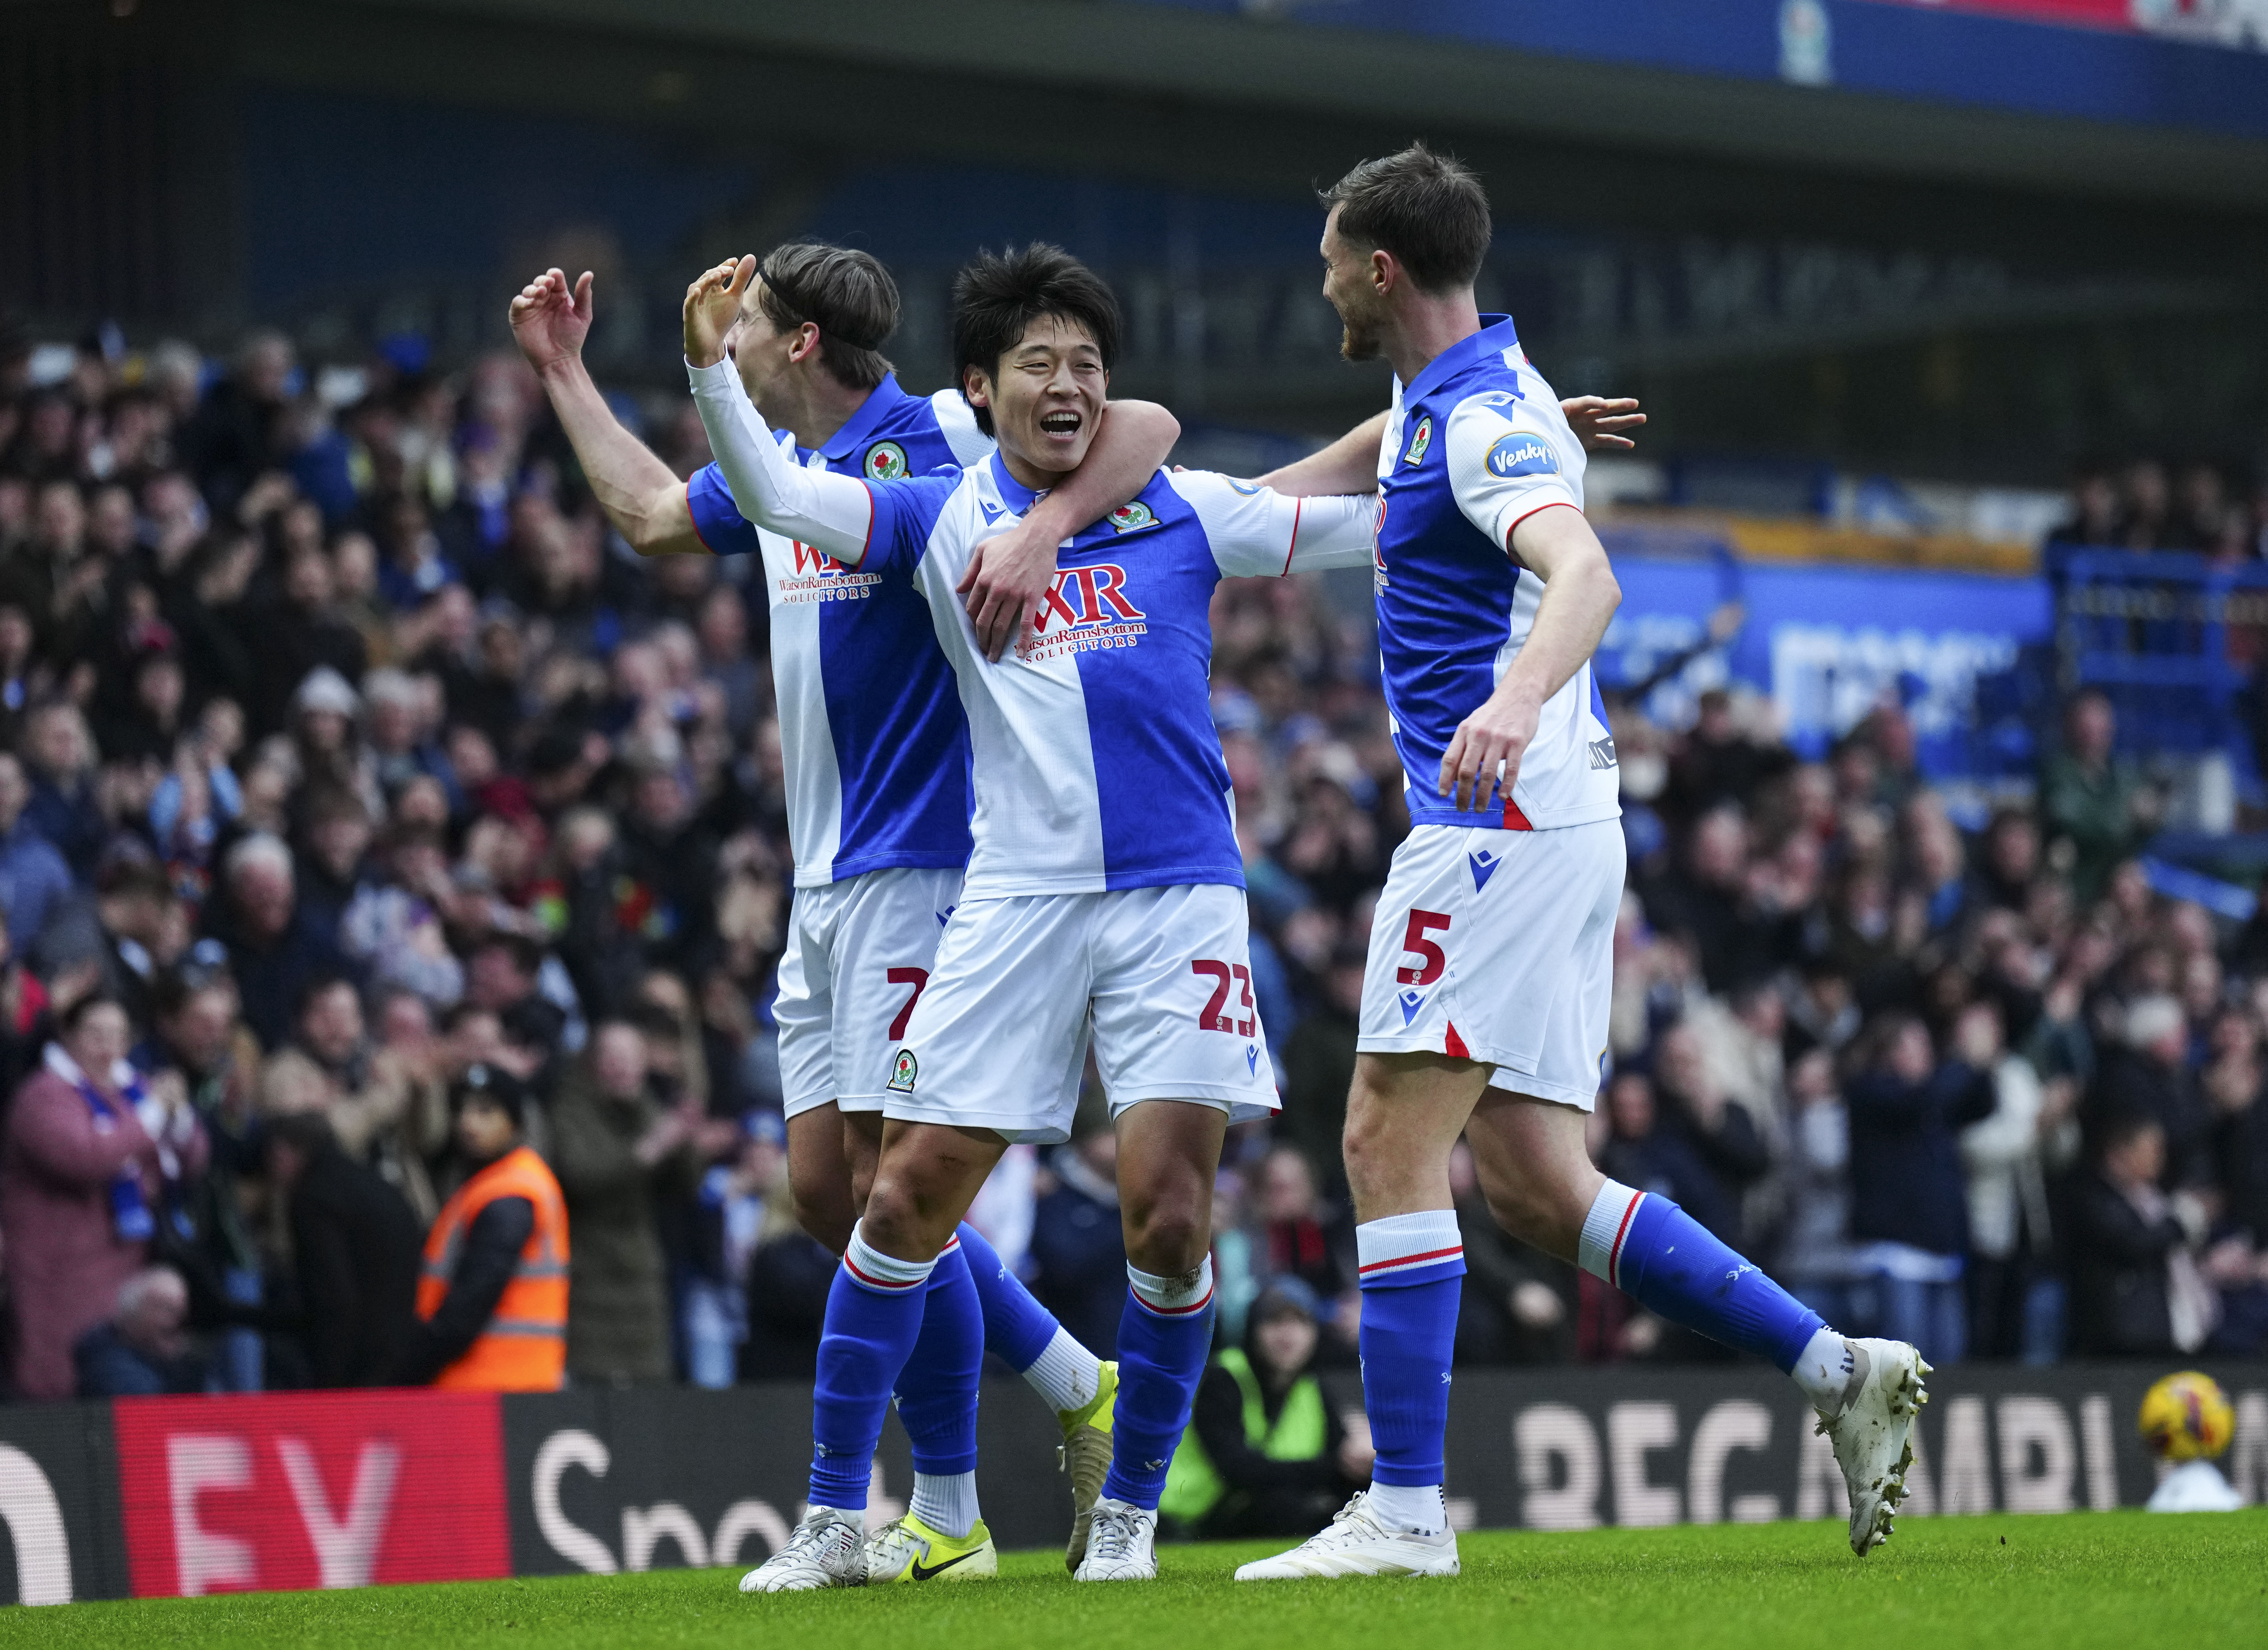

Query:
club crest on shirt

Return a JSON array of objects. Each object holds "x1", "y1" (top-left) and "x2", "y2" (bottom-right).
[
  {"x1": 865, "y1": 441, "x2": 909, "y2": 481},
  {"x1": 1485, "y1": 430, "x2": 1558, "y2": 478},
  {"x1": 887, "y1": 1049, "x2": 918, "y2": 1092},
  {"x1": 1108, "y1": 501, "x2": 1158, "y2": 533},
  {"x1": 1402, "y1": 414, "x2": 1433, "y2": 467}
]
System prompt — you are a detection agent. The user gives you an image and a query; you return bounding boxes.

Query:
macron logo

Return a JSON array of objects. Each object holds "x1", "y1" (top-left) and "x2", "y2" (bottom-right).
[
  {"x1": 937, "y1": 906, "x2": 956, "y2": 927},
  {"x1": 1246, "y1": 1045, "x2": 1260, "y2": 1075},
  {"x1": 1398, "y1": 989, "x2": 1427, "y2": 1027},
  {"x1": 1468, "y1": 850, "x2": 1500, "y2": 892}
]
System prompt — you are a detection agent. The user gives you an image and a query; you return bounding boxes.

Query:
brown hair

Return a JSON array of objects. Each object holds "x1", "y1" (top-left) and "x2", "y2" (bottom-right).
[
  {"x1": 1318, "y1": 142, "x2": 1492, "y2": 295},
  {"x1": 756, "y1": 242, "x2": 899, "y2": 392}
]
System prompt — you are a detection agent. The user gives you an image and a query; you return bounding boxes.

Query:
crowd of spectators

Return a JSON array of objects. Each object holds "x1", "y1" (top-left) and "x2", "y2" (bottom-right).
[
  {"x1": 2045, "y1": 454, "x2": 2267, "y2": 561},
  {"x1": 0, "y1": 321, "x2": 2262, "y2": 1404}
]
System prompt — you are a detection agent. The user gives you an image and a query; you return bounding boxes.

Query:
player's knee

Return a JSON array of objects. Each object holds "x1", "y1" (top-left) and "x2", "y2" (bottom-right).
[
  {"x1": 1123, "y1": 1201, "x2": 1206, "y2": 1276},
  {"x1": 1341, "y1": 1090, "x2": 1407, "y2": 1206},
  {"x1": 794, "y1": 1187, "x2": 856, "y2": 1257}
]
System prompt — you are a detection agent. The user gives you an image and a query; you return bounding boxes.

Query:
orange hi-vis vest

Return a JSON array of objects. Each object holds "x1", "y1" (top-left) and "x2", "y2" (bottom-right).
[{"x1": 416, "y1": 1144, "x2": 569, "y2": 1391}]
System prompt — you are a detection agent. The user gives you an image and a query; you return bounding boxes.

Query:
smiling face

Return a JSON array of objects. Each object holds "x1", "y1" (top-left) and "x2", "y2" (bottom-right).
[
  {"x1": 1320, "y1": 205, "x2": 1390, "y2": 364},
  {"x1": 963, "y1": 313, "x2": 1108, "y2": 484}
]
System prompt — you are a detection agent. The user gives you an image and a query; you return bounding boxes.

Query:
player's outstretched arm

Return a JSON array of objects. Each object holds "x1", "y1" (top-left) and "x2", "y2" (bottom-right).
[
  {"x1": 511, "y1": 268, "x2": 706, "y2": 556},
  {"x1": 1254, "y1": 411, "x2": 1389, "y2": 498},
  {"x1": 1439, "y1": 505, "x2": 1621, "y2": 812},
  {"x1": 958, "y1": 398, "x2": 1181, "y2": 662},
  {"x1": 684, "y1": 258, "x2": 874, "y2": 564}
]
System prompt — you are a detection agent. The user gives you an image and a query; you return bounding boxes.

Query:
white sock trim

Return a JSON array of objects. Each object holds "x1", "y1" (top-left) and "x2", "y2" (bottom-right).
[
  {"x1": 1365, "y1": 1481, "x2": 1446, "y2": 1537},
  {"x1": 843, "y1": 1222, "x2": 939, "y2": 1293},
  {"x1": 910, "y1": 1471, "x2": 981, "y2": 1542},
  {"x1": 1354, "y1": 1210, "x2": 1463, "y2": 1283},
  {"x1": 1577, "y1": 1180, "x2": 1644, "y2": 1286},
  {"x1": 1024, "y1": 1327, "x2": 1104, "y2": 1414},
  {"x1": 1791, "y1": 1326, "x2": 1854, "y2": 1414},
  {"x1": 1127, "y1": 1256, "x2": 1214, "y2": 1316}
]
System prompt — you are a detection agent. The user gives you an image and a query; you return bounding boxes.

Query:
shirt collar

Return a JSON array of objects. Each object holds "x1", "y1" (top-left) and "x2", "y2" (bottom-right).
[
  {"x1": 984, "y1": 449, "x2": 1048, "y2": 516},
  {"x1": 811, "y1": 373, "x2": 915, "y2": 463},
  {"x1": 1402, "y1": 313, "x2": 1520, "y2": 406}
]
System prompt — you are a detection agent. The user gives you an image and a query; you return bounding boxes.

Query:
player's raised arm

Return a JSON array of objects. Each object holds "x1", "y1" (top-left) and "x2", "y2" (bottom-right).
[
  {"x1": 1256, "y1": 396, "x2": 1643, "y2": 500},
  {"x1": 682, "y1": 257, "x2": 875, "y2": 565},
  {"x1": 958, "y1": 397, "x2": 1180, "y2": 662},
  {"x1": 1440, "y1": 504, "x2": 1620, "y2": 812},
  {"x1": 510, "y1": 268, "x2": 707, "y2": 556},
  {"x1": 1172, "y1": 471, "x2": 1380, "y2": 578}
]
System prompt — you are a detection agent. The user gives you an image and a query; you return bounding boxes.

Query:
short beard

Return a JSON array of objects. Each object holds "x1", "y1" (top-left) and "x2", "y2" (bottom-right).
[{"x1": 1337, "y1": 308, "x2": 1381, "y2": 364}]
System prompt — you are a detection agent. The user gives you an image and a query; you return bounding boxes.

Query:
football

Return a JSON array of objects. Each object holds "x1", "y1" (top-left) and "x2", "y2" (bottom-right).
[{"x1": 2138, "y1": 1371, "x2": 2236, "y2": 1463}]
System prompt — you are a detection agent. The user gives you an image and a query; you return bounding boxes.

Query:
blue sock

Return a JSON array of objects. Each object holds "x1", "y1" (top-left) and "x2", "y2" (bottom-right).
[
  {"x1": 895, "y1": 1239, "x2": 983, "y2": 1479},
  {"x1": 1355, "y1": 1212, "x2": 1466, "y2": 1489},
  {"x1": 808, "y1": 1222, "x2": 936, "y2": 1509},
  {"x1": 1580, "y1": 1181, "x2": 1823, "y2": 1373},
  {"x1": 954, "y1": 1221, "x2": 1057, "y2": 1371},
  {"x1": 1101, "y1": 1259, "x2": 1215, "y2": 1510}
]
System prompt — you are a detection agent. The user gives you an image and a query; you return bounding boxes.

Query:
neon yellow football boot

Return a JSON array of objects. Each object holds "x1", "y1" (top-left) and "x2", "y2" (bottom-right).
[
  {"x1": 863, "y1": 1513, "x2": 998, "y2": 1584},
  {"x1": 1059, "y1": 1360, "x2": 1119, "y2": 1572}
]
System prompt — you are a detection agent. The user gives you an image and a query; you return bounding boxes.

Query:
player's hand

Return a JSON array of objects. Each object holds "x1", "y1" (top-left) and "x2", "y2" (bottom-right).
[
  {"x1": 510, "y1": 268, "x2": 594, "y2": 376},
  {"x1": 682, "y1": 256, "x2": 752, "y2": 370},
  {"x1": 1439, "y1": 685, "x2": 1539, "y2": 812},
  {"x1": 958, "y1": 519, "x2": 1055, "y2": 661},
  {"x1": 1560, "y1": 396, "x2": 1645, "y2": 452}
]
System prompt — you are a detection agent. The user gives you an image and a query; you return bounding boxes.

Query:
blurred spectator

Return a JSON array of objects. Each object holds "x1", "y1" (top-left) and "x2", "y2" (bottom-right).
[
  {"x1": 684, "y1": 1109, "x2": 786, "y2": 1389},
  {"x1": 2066, "y1": 1114, "x2": 2215, "y2": 1356},
  {"x1": 1251, "y1": 1144, "x2": 1356, "y2": 1312},
  {"x1": 405, "y1": 1064, "x2": 568, "y2": 1389},
  {"x1": 1029, "y1": 1119, "x2": 1127, "y2": 1361},
  {"x1": 739, "y1": 1148, "x2": 837, "y2": 1382},
  {"x1": 1159, "y1": 1279, "x2": 1370, "y2": 1540},
  {"x1": 205, "y1": 832, "x2": 351, "y2": 1051},
  {"x1": 2088, "y1": 995, "x2": 2213, "y2": 1192},
  {"x1": 1278, "y1": 942, "x2": 1364, "y2": 1199},
  {"x1": 550, "y1": 1018, "x2": 696, "y2": 1386},
  {"x1": 0, "y1": 750, "x2": 71, "y2": 951},
  {"x1": 2, "y1": 995, "x2": 206, "y2": 1399},
  {"x1": 1843, "y1": 1009, "x2": 1996, "y2": 1365},
  {"x1": 73, "y1": 1266, "x2": 206, "y2": 1397},
  {"x1": 264, "y1": 1111, "x2": 424, "y2": 1387},
  {"x1": 2039, "y1": 691, "x2": 2155, "y2": 905},
  {"x1": 1959, "y1": 1008, "x2": 2077, "y2": 1363}
]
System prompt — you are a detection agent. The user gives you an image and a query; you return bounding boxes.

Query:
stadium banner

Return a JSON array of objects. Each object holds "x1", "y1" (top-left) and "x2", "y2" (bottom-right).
[
  {"x1": 497, "y1": 1379, "x2": 1075, "y2": 1576},
  {"x1": 1417, "y1": 1361, "x2": 2266, "y2": 1533},
  {"x1": 0, "y1": 1401, "x2": 126, "y2": 1605},
  {"x1": 108, "y1": 1390, "x2": 511, "y2": 1598},
  {"x1": 3, "y1": 1363, "x2": 2259, "y2": 1603},
  {"x1": 1596, "y1": 550, "x2": 2052, "y2": 772}
]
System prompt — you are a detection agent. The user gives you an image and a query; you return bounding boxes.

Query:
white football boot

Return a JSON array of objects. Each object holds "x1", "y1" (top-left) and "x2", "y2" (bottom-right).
[
  {"x1": 739, "y1": 1505, "x2": 869, "y2": 1592},
  {"x1": 1820, "y1": 1337, "x2": 1931, "y2": 1556},
  {"x1": 1234, "y1": 1491, "x2": 1460, "y2": 1581},
  {"x1": 1072, "y1": 1496, "x2": 1159, "y2": 1581}
]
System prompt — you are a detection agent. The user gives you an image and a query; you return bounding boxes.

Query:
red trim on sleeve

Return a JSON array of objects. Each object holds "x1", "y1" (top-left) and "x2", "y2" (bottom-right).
[
  {"x1": 1502, "y1": 498, "x2": 1581, "y2": 565},
  {"x1": 1281, "y1": 497, "x2": 1304, "y2": 577},
  {"x1": 684, "y1": 488, "x2": 720, "y2": 556},
  {"x1": 844, "y1": 482, "x2": 878, "y2": 569}
]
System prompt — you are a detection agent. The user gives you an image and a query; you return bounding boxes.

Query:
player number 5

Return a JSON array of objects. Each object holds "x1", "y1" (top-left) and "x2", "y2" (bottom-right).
[
  {"x1": 1396, "y1": 910, "x2": 1451, "y2": 985},
  {"x1": 1191, "y1": 959, "x2": 1256, "y2": 1036}
]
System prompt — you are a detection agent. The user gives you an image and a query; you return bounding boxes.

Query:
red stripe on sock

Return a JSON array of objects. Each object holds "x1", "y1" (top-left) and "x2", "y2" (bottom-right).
[
  {"x1": 1136, "y1": 1285, "x2": 1215, "y2": 1316},
  {"x1": 1358, "y1": 1243, "x2": 1465, "y2": 1275},
  {"x1": 1607, "y1": 1192, "x2": 1644, "y2": 1290},
  {"x1": 843, "y1": 1255, "x2": 921, "y2": 1291}
]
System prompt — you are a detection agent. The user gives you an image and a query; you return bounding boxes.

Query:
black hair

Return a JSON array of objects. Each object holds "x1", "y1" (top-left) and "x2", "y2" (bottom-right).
[
  {"x1": 756, "y1": 242, "x2": 899, "y2": 393},
  {"x1": 265, "y1": 1110, "x2": 337, "y2": 1158},
  {"x1": 1318, "y1": 142, "x2": 1492, "y2": 295},
  {"x1": 58, "y1": 991, "x2": 127, "y2": 1037},
  {"x1": 951, "y1": 244, "x2": 1121, "y2": 438},
  {"x1": 452, "y1": 1061, "x2": 528, "y2": 1129}
]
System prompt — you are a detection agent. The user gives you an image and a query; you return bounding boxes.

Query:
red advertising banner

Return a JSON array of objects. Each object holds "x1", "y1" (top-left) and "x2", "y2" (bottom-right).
[
  {"x1": 1860, "y1": 0, "x2": 2263, "y2": 47},
  {"x1": 111, "y1": 1390, "x2": 511, "y2": 1598}
]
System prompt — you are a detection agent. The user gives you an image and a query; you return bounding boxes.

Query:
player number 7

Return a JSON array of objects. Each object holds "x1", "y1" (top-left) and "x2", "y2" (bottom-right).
[{"x1": 886, "y1": 967, "x2": 930, "y2": 1041}]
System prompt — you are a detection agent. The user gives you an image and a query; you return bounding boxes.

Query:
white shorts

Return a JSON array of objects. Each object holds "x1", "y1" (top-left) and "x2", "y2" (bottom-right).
[
  {"x1": 1357, "y1": 820, "x2": 1624, "y2": 1110},
  {"x1": 883, "y1": 883, "x2": 1280, "y2": 1145},
  {"x1": 774, "y1": 866, "x2": 965, "y2": 1119}
]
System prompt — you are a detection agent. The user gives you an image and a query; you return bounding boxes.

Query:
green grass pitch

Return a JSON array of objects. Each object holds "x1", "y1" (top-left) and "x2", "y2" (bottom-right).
[{"x1": 12, "y1": 1512, "x2": 2264, "y2": 1650}]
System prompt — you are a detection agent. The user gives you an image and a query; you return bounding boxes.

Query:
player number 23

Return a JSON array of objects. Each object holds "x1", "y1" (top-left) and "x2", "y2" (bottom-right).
[{"x1": 1190, "y1": 959, "x2": 1257, "y2": 1036}]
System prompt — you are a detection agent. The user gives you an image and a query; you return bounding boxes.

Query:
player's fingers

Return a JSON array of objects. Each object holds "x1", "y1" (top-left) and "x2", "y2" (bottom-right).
[
  {"x1": 573, "y1": 270, "x2": 594, "y2": 316},
  {"x1": 1438, "y1": 728, "x2": 1467, "y2": 800},
  {"x1": 956, "y1": 544, "x2": 984, "y2": 597}
]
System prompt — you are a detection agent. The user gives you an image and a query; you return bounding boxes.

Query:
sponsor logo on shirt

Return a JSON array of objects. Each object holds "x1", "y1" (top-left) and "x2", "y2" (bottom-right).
[
  {"x1": 1402, "y1": 414, "x2": 1433, "y2": 467},
  {"x1": 1019, "y1": 564, "x2": 1150, "y2": 662},
  {"x1": 1587, "y1": 735, "x2": 1619, "y2": 770},
  {"x1": 778, "y1": 541, "x2": 881, "y2": 605},
  {"x1": 1485, "y1": 430, "x2": 1558, "y2": 478},
  {"x1": 865, "y1": 441, "x2": 909, "y2": 481},
  {"x1": 887, "y1": 1049, "x2": 918, "y2": 1092}
]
